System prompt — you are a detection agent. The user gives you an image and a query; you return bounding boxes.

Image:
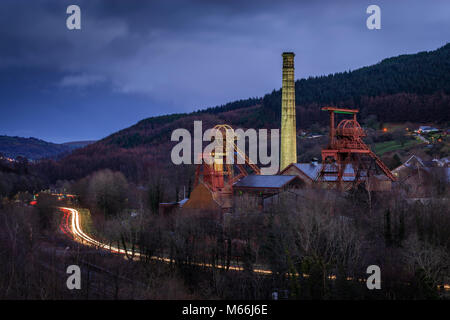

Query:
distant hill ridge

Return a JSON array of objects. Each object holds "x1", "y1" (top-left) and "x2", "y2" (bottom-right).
[{"x1": 0, "y1": 135, "x2": 94, "y2": 160}]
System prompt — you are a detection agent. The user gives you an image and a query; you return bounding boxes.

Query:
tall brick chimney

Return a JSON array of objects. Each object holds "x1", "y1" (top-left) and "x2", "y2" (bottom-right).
[{"x1": 280, "y1": 52, "x2": 297, "y2": 171}]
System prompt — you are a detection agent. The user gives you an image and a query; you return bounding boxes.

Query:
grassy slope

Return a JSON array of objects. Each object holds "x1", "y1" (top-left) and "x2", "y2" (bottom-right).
[{"x1": 374, "y1": 138, "x2": 423, "y2": 155}]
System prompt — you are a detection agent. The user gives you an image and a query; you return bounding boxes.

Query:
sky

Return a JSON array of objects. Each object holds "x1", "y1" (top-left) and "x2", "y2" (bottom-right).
[{"x1": 0, "y1": 0, "x2": 449, "y2": 143}]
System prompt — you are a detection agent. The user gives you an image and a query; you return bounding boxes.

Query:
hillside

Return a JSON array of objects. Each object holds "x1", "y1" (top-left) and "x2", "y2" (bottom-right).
[
  {"x1": 0, "y1": 135, "x2": 94, "y2": 160},
  {"x1": 62, "y1": 140, "x2": 97, "y2": 150},
  {"x1": 41, "y1": 43, "x2": 450, "y2": 183},
  {"x1": 103, "y1": 42, "x2": 450, "y2": 149},
  {"x1": 261, "y1": 42, "x2": 450, "y2": 127}
]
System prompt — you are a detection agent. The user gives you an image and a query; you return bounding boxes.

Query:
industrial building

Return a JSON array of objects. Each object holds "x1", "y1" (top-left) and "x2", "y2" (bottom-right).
[{"x1": 168, "y1": 52, "x2": 396, "y2": 213}]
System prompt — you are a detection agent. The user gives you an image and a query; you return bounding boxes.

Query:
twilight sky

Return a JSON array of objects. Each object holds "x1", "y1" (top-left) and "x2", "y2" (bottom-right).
[{"x1": 0, "y1": 0, "x2": 449, "y2": 143}]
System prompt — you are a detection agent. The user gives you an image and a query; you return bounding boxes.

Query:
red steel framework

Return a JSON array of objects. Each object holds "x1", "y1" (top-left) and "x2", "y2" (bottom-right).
[
  {"x1": 193, "y1": 124, "x2": 260, "y2": 207},
  {"x1": 318, "y1": 107, "x2": 396, "y2": 190}
]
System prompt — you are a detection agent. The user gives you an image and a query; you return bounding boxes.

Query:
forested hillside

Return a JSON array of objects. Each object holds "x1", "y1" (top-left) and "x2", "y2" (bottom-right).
[
  {"x1": 0, "y1": 136, "x2": 72, "y2": 160},
  {"x1": 0, "y1": 136, "x2": 94, "y2": 160},
  {"x1": 261, "y1": 42, "x2": 450, "y2": 126},
  {"x1": 104, "y1": 43, "x2": 450, "y2": 149},
  {"x1": 38, "y1": 43, "x2": 450, "y2": 184}
]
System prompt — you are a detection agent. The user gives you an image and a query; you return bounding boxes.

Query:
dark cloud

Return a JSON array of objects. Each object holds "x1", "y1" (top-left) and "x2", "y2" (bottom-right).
[{"x1": 0, "y1": 0, "x2": 449, "y2": 142}]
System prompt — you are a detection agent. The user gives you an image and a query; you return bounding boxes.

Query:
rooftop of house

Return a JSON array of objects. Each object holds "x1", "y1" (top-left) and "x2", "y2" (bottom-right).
[
  {"x1": 419, "y1": 126, "x2": 438, "y2": 130},
  {"x1": 233, "y1": 175, "x2": 300, "y2": 189},
  {"x1": 289, "y1": 163, "x2": 366, "y2": 181},
  {"x1": 395, "y1": 155, "x2": 449, "y2": 171},
  {"x1": 393, "y1": 155, "x2": 450, "y2": 182}
]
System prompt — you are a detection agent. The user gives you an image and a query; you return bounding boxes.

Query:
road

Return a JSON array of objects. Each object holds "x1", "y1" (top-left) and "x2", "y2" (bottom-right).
[
  {"x1": 59, "y1": 207, "x2": 450, "y2": 291},
  {"x1": 414, "y1": 133, "x2": 430, "y2": 144},
  {"x1": 60, "y1": 207, "x2": 143, "y2": 257},
  {"x1": 59, "y1": 207, "x2": 272, "y2": 275}
]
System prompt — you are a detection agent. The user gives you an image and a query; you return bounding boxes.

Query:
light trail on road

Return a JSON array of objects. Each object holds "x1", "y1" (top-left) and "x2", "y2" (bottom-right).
[
  {"x1": 58, "y1": 207, "x2": 450, "y2": 291},
  {"x1": 59, "y1": 207, "x2": 272, "y2": 274}
]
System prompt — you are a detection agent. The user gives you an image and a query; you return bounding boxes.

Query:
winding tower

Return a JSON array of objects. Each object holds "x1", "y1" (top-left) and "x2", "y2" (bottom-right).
[
  {"x1": 318, "y1": 107, "x2": 396, "y2": 190},
  {"x1": 191, "y1": 124, "x2": 260, "y2": 211}
]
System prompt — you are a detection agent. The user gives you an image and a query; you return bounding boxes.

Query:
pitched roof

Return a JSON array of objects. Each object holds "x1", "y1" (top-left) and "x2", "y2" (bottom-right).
[
  {"x1": 394, "y1": 155, "x2": 449, "y2": 172},
  {"x1": 291, "y1": 163, "x2": 360, "y2": 181},
  {"x1": 291, "y1": 163, "x2": 322, "y2": 180},
  {"x1": 234, "y1": 175, "x2": 299, "y2": 189},
  {"x1": 393, "y1": 155, "x2": 424, "y2": 172}
]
